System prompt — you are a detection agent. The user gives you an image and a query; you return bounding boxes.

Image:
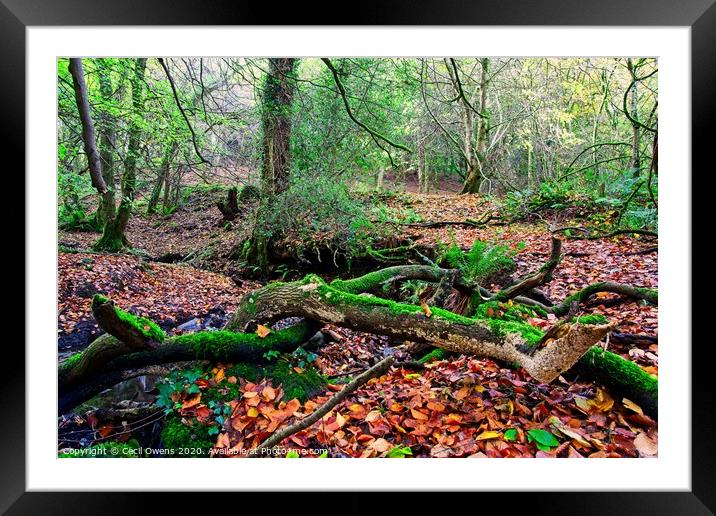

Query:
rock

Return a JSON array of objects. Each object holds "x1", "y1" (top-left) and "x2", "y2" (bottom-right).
[{"x1": 176, "y1": 318, "x2": 201, "y2": 333}]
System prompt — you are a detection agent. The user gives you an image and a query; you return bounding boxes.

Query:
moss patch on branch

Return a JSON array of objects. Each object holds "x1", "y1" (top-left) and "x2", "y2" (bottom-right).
[
  {"x1": 92, "y1": 294, "x2": 166, "y2": 342},
  {"x1": 577, "y1": 346, "x2": 658, "y2": 417},
  {"x1": 173, "y1": 324, "x2": 310, "y2": 360},
  {"x1": 572, "y1": 314, "x2": 609, "y2": 325}
]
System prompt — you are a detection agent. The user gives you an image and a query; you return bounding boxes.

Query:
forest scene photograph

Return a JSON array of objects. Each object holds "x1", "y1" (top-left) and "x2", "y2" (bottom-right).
[{"x1": 57, "y1": 56, "x2": 659, "y2": 459}]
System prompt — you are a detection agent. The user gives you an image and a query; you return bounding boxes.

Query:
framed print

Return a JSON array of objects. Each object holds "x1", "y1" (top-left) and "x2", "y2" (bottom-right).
[{"x1": 4, "y1": 0, "x2": 713, "y2": 513}]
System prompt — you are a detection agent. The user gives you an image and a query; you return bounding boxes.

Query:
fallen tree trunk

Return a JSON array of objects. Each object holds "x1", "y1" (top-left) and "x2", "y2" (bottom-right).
[
  {"x1": 573, "y1": 347, "x2": 658, "y2": 418},
  {"x1": 227, "y1": 276, "x2": 612, "y2": 384},
  {"x1": 58, "y1": 297, "x2": 320, "y2": 414},
  {"x1": 519, "y1": 281, "x2": 658, "y2": 316}
]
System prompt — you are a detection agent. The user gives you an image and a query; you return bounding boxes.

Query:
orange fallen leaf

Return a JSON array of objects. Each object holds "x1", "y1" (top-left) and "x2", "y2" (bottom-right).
[
  {"x1": 256, "y1": 324, "x2": 271, "y2": 338},
  {"x1": 410, "y1": 408, "x2": 429, "y2": 420},
  {"x1": 196, "y1": 406, "x2": 211, "y2": 420},
  {"x1": 97, "y1": 425, "x2": 113, "y2": 438},
  {"x1": 181, "y1": 394, "x2": 201, "y2": 409},
  {"x1": 261, "y1": 385, "x2": 276, "y2": 401}
]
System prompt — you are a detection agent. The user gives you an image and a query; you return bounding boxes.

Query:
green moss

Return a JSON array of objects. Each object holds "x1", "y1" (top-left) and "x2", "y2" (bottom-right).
[
  {"x1": 418, "y1": 348, "x2": 451, "y2": 364},
  {"x1": 317, "y1": 280, "x2": 477, "y2": 325},
  {"x1": 226, "y1": 360, "x2": 325, "y2": 402},
  {"x1": 299, "y1": 276, "x2": 544, "y2": 346},
  {"x1": 637, "y1": 287, "x2": 658, "y2": 303},
  {"x1": 62, "y1": 352, "x2": 83, "y2": 368},
  {"x1": 572, "y1": 314, "x2": 609, "y2": 325},
  {"x1": 483, "y1": 318, "x2": 543, "y2": 346},
  {"x1": 173, "y1": 324, "x2": 310, "y2": 360},
  {"x1": 161, "y1": 414, "x2": 214, "y2": 456},
  {"x1": 330, "y1": 267, "x2": 408, "y2": 294},
  {"x1": 578, "y1": 346, "x2": 658, "y2": 416},
  {"x1": 92, "y1": 294, "x2": 166, "y2": 341},
  {"x1": 471, "y1": 300, "x2": 545, "y2": 345},
  {"x1": 59, "y1": 439, "x2": 141, "y2": 458}
]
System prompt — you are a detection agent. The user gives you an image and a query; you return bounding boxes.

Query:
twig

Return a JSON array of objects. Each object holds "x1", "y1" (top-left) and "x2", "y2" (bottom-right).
[{"x1": 251, "y1": 356, "x2": 395, "y2": 455}]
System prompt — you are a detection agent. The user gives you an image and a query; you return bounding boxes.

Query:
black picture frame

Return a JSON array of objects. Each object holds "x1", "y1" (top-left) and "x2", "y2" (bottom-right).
[{"x1": 4, "y1": 0, "x2": 711, "y2": 513}]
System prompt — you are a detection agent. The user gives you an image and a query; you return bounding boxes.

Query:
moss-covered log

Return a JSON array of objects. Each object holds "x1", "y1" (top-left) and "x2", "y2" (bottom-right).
[
  {"x1": 574, "y1": 346, "x2": 658, "y2": 418},
  {"x1": 519, "y1": 281, "x2": 658, "y2": 316},
  {"x1": 415, "y1": 313, "x2": 658, "y2": 418},
  {"x1": 329, "y1": 264, "x2": 469, "y2": 294},
  {"x1": 227, "y1": 276, "x2": 612, "y2": 384},
  {"x1": 58, "y1": 295, "x2": 320, "y2": 414}
]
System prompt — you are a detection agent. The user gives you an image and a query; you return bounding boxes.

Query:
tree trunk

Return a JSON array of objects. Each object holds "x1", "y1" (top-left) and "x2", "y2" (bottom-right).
[
  {"x1": 459, "y1": 58, "x2": 490, "y2": 195},
  {"x1": 416, "y1": 139, "x2": 425, "y2": 194},
  {"x1": 227, "y1": 277, "x2": 612, "y2": 385},
  {"x1": 217, "y1": 186, "x2": 240, "y2": 221},
  {"x1": 94, "y1": 58, "x2": 147, "y2": 251},
  {"x1": 261, "y1": 58, "x2": 296, "y2": 196},
  {"x1": 58, "y1": 265, "x2": 658, "y2": 417},
  {"x1": 376, "y1": 169, "x2": 384, "y2": 192},
  {"x1": 96, "y1": 58, "x2": 116, "y2": 228},
  {"x1": 627, "y1": 58, "x2": 641, "y2": 178},
  {"x1": 244, "y1": 58, "x2": 297, "y2": 270},
  {"x1": 68, "y1": 58, "x2": 107, "y2": 194},
  {"x1": 148, "y1": 141, "x2": 178, "y2": 214}
]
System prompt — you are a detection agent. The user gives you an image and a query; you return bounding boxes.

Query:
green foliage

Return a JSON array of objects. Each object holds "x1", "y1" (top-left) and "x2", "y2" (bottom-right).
[
  {"x1": 526, "y1": 428, "x2": 560, "y2": 451},
  {"x1": 399, "y1": 280, "x2": 429, "y2": 305},
  {"x1": 386, "y1": 445, "x2": 413, "y2": 458},
  {"x1": 474, "y1": 300, "x2": 547, "y2": 322},
  {"x1": 238, "y1": 184, "x2": 261, "y2": 202},
  {"x1": 436, "y1": 238, "x2": 517, "y2": 284},
  {"x1": 503, "y1": 429, "x2": 518, "y2": 441},
  {"x1": 253, "y1": 172, "x2": 381, "y2": 262}
]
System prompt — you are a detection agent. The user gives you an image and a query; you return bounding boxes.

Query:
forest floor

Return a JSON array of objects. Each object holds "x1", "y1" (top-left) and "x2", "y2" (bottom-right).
[{"x1": 58, "y1": 187, "x2": 659, "y2": 458}]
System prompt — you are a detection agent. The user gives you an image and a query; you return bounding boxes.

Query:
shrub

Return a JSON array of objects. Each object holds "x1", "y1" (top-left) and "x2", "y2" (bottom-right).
[
  {"x1": 256, "y1": 173, "x2": 379, "y2": 262},
  {"x1": 436, "y1": 238, "x2": 516, "y2": 285}
]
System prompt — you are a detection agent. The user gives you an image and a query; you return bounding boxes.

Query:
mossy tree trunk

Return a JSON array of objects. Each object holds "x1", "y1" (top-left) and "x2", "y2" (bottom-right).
[
  {"x1": 58, "y1": 295, "x2": 319, "y2": 414},
  {"x1": 94, "y1": 58, "x2": 147, "y2": 252},
  {"x1": 261, "y1": 58, "x2": 296, "y2": 197},
  {"x1": 227, "y1": 276, "x2": 612, "y2": 385},
  {"x1": 245, "y1": 58, "x2": 297, "y2": 270}
]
